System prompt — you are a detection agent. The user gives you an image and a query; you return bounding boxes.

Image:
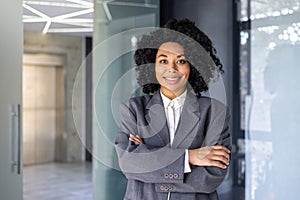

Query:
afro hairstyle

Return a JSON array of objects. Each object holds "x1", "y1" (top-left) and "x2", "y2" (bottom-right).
[{"x1": 134, "y1": 18, "x2": 224, "y2": 95}]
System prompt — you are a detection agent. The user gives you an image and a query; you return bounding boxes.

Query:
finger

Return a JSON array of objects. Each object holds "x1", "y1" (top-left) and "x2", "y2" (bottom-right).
[
  {"x1": 137, "y1": 135, "x2": 144, "y2": 143},
  {"x1": 129, "y1": 136, "x2": 138, "y2": 142},
  {"x1": 212, "y1": 145, "x2": 230, "y2": 152},
  {"x1": 129, "y1": 135, "x2": 140, "y2": 142},
  {"x1": 130, "y1": 137, "x2": 140, "y2": 143},
  {"x1": 208, "y1": 160, "x2": 228, "y2": 169},
  {"x1": 212, "y1": 149, "x2": 230, "y2": 160},
  {"x1": 129, "y1": 137, "x2": 141, "y2": 145},
  {"x1": 129, "y1": 134, "x2": 139, "y2": 141},
  {"x1": 129, "y1": 135, "x2": 143, "y2": 144},
  {"x1": 130, "y1": 134, "x2": 140, "y2": 139},
  {"x1": 212, "y1": 145, "x2": 230, "y2": 153},
  {"x1": 134, "y1": 135, "x2": 143, "y2": 142},
  {"x1": 134, "y1": 135, "x2": 142, "y2": 141},
  {"x1": 206, "y1": 149, "x2": 230, "y2": 164},
  {"x1": 129, "y1": 137, "x2": 138, "y2": 144},
  {"x1": 129, "y1": 135, "x2": 138, "y2": 141},
  {"x1": 209, "y1": 155, "x2": 230, "y2": 166}
]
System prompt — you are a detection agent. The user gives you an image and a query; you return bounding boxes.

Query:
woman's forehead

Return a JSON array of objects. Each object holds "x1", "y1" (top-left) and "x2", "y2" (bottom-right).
[{"x1": 157, "y1": 42, "x2": 184, "y2": 55}]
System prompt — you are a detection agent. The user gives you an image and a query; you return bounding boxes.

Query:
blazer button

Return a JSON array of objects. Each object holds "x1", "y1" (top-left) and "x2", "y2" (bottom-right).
[
  {"x1": 173, "y1": 173, "x2": 178, "y2": 179},
  {"x1": 166, "y1": 186, "x2": 173, "y2": 191},
  {"x1": 169, "y1": 174, "x2": 174, "y2": 179},
  {"x1": 160, "y1": 185, "x2": 166, "y2": 191},
  {"x1": 164, "y1": 174, "x2": 169, "y2": 179}
]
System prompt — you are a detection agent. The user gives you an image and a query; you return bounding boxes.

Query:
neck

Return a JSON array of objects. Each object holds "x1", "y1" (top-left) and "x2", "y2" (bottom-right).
[{"x1": 160, "y1": 87, "x2": 185, "y2": 100}]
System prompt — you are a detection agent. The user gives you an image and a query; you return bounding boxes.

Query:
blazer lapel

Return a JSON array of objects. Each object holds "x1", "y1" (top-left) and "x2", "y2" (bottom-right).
[
  {"x1": 145, "y1": 92, "x2": 169, "y2": 145},
  {"x1": 171, "y1": 90, "x2": 201, "y2": 148}
]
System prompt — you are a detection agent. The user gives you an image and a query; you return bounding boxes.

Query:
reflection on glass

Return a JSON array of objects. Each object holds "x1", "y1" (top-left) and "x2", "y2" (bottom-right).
[
  {"x1": 93, "y1": 1, "x2": 160, "y2": 200},
  {"x1": 240, "y1": 0, "x2": 250, "y2": 21},
  {"x1": 240, "y1": 0, "x2": 300, "y2": 21},
  {"x1": 242, "y1": 1, "x2": 300, "y2": 199},
  {"x1": 240, "y1": 30, "x2": 250, "y2": 130},
  {"x1": 264, "y1": 44, "x2": 300, "y2": 199}
]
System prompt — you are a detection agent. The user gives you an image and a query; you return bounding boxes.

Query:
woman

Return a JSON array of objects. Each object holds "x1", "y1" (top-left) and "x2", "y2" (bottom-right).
[{"x1": 115, "y1": 19, "x2": 231, "y2": 200}]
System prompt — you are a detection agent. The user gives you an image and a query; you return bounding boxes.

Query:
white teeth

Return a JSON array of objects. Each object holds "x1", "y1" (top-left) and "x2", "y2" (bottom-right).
[{"x1": 165, "y1": 77, "x2": 179, "y2": 81}]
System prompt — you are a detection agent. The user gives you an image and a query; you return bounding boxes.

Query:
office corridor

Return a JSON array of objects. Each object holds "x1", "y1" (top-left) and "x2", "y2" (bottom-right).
[{"x1": 23, "y1": 162, "x2": 92, "y2": 200}]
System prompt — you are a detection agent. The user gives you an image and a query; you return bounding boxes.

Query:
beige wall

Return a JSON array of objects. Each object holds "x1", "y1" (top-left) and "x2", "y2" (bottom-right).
[{"x1": 24, "y1": 31, "x2": 84, "y2": 162}]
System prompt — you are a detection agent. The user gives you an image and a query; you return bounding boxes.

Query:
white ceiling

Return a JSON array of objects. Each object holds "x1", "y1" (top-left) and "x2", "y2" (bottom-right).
[
  {"x1": 23, "y1": 0, "x2": 159, "y2": 37},
  {"x1": 23, "y1": 0, "x2": 94, "y2": 37}
]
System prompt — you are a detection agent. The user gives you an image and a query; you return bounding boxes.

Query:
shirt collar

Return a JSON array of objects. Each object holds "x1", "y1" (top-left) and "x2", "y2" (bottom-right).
[{"x1": 160, "y1": 90, "x2": 187, "y2": 109}]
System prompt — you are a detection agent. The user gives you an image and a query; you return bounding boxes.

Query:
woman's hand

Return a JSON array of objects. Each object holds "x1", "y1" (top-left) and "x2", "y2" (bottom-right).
[
  {"x1": 188, "y1": 146, "x2": 230, "y2": 169},
  {"x1": 129, "y1": 134, "x2": 143, "y2": 145}
]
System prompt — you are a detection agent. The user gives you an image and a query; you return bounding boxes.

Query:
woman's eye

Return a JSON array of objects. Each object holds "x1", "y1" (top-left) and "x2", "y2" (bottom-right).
[
  {"x1": 177, "y1": 59, "x2": 187, "y2": 64},
  {"x1": 159, "y1": 60, "x2": 168, "y2": 64}
]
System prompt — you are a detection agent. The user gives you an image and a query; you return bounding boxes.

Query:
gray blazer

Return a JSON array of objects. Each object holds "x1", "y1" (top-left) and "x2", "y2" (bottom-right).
[{"x1": 115, "y1": 90, "x2": 231, "y2": 200}]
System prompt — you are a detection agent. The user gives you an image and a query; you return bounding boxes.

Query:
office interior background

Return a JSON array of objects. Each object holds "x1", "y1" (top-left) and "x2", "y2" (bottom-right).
[{"x1": 1, "y1": 0, "x2": 300, "y2": 199}]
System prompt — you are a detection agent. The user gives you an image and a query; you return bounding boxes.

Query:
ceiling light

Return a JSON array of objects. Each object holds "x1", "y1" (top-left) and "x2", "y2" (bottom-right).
[
  {"x1": 106, "y1": 1, "x2": 157, "y2": 9},
  {"x1": 67, "y1": 0, "x2": 93, "y2": 7},
  {"x1": 54, "y1": 21, "x2": 93, "y2": 27},
  {"x1": 54, "y1": 18, "x2": 93, "y2": 23},
  {"x1": 23, "y1": 0, "x2": 90, "y2": 8},
  {"x1": 103, "y1": 1, "x2": 112, "y2": 21},
  {"x1": 23, "y1": 18, "x2": 48, "y2": 23},
  {"x1": 23, "y1": 0, "x2": 94, "y2": 35},
  {"x1": 43, "y1": 21, "x2": 52, "y2": 34},
  {"x1": 48, "y1": 28, "x2": 93, "y2": 33}
]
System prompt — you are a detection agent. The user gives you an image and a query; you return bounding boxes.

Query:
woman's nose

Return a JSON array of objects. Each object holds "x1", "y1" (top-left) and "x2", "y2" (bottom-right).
[
  {"x1": 168, "y1": 60, "x2": 177, "y2": 71},
  {"x1": 168, "y1": 67, "x2": 177, "y2": 73}
]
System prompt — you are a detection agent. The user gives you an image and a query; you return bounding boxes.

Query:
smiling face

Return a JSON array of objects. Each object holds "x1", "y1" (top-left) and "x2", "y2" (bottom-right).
[{"x1": 155, "y1": 42, "x2": 190, "y2": 99}]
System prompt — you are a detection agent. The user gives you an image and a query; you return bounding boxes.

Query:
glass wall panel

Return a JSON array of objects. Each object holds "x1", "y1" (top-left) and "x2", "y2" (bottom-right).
[
  {"x1": 93, "y1": 1, "x2": 159, "y2": 199},
  {"x1": 241, "y1": 1, "x2": 300, "y2": 199}
]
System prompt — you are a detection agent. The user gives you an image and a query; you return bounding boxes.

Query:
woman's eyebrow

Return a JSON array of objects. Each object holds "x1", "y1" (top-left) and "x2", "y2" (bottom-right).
[
  {"x1": 157, "y1": 54, "x2": 185, "y2": 58},
  {"x1": 157, "y1": 54, "x2": 168, "y2": 58}
]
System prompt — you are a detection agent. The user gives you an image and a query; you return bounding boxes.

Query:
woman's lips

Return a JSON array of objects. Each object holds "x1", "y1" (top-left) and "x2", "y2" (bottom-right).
[{"x1": 163, "y1": 76, "x2": 181, "y2": 84}]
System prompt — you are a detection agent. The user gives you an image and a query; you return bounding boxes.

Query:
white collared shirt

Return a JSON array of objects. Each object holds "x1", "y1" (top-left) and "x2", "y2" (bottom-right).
[{"x1": 160, "y1": 90, "x2": 191, "y2": 173}]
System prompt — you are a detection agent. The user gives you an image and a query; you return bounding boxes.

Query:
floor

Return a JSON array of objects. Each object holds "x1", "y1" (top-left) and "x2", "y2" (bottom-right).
[{"x1": 23, "y1": 162, "x2": 92, "y2": 200}]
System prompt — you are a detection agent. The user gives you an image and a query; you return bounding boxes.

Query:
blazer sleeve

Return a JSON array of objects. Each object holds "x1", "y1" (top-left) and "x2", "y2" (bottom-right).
[
  {"x1": 115, "y1": 101, "x2": 186, "y2": 184},
  {"x1": 155, "y1": 105, "x2": 232, "y2": 194}
]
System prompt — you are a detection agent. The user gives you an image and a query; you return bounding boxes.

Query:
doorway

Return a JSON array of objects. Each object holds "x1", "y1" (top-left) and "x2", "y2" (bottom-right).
[
  {"x1": 23, "y1": 54, "x2": 64, "y2": 165},
  {"x1": 22, "y1": 54, "x2": 92, "y2": 200}
]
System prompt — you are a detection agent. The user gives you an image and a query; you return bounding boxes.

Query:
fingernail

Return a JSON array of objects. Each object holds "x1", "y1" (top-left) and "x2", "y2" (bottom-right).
[{"x1": 224, "y1": 165, "x2": 227, "y2": 169}]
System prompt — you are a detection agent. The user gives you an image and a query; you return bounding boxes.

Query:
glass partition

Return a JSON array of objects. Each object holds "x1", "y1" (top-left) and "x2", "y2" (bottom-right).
[
  {"x1": 93, "y1": 1, "x2": 160, "y2": 199},
  {"x1": 239, "y1": 0, "x2": 300, "y2": 199}
]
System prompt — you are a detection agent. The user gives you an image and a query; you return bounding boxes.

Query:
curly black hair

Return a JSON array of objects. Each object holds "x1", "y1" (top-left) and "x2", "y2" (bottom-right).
[{"x1": 134, "y1": 18, "x2": 224, "y2": 95}]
